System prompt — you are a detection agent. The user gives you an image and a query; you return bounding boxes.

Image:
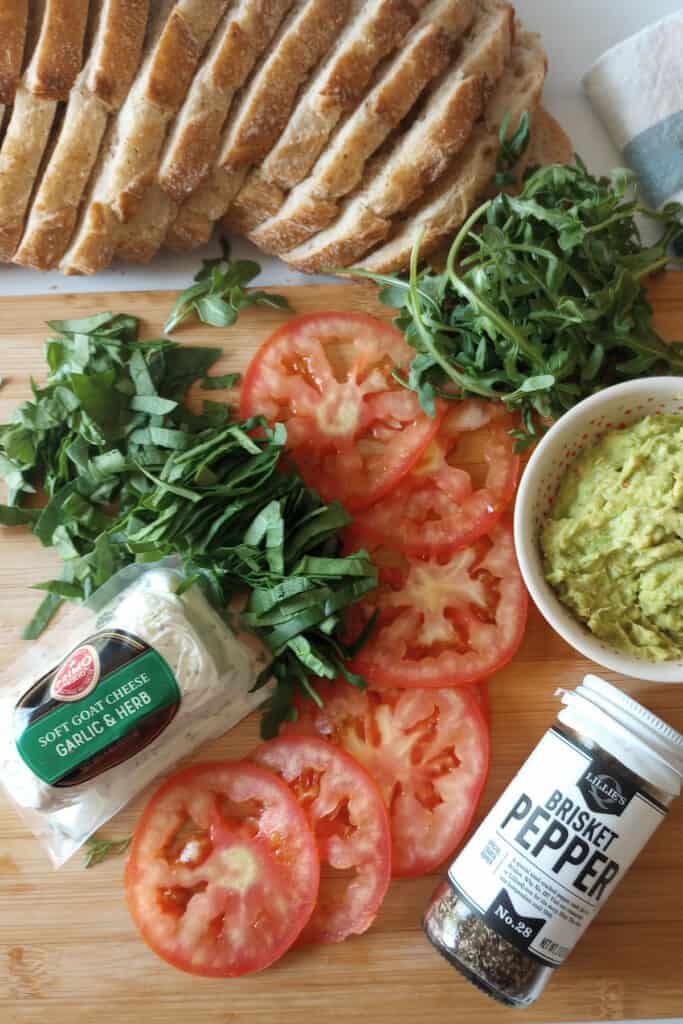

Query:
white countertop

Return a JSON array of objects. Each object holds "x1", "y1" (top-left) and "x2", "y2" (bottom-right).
[{"x1": 1, "y1": 0, "x2": 680, "y2": 298}]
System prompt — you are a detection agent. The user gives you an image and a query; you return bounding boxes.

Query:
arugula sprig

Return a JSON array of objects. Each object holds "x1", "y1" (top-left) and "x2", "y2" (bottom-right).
[
  {"x1": 493, "y1": 110, "x2": 531, "y2": 189},
  {"x1": 83, "y1": 834, "x2": 132, "y2": 868},
  {"x1": 349, "y1": 153, "x2": 683, "y2": 450},
  {"x1": 165, "y1": 241, "x2": 291, "y2": 333},
  {"x1": 0, "y1": 312, "x2": 377, "y2": 734}
]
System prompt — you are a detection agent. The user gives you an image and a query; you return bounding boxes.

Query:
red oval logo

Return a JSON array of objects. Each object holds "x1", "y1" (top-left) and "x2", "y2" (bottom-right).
[{"x1": 51, "y1": 645, "x2": 100, "y2": 702}]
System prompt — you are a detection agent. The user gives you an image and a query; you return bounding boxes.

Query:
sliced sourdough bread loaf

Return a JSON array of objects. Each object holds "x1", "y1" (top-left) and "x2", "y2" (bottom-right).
[
  {"x1": 0, "y1": 0, "x2": 89, "y2": 260},
  {"x1": 0, "y1": 0, "x2": 29, "y2": 105},
  {"x1": 14, "y1": 0, "x2": 149, "y2": 269},
  {"x1": 224, "y1": 0, "x2": 419, "y2": 236},
  {"x1": 0, "y1": 0, "x2": 29, "y2": 155},
  {"x1": 358, "y1": 28, "x2": 547, "y2": 275},
  {"x1": 116, "y1": 0, "x2": 300, "y2": 263},
  {"x1": 24, "y1": 0, "x2": 90, "y2": 100},
  {"x1": 248, "y1": 0, "x2": 476, "y2": 256},
  {"x1": 166, "y1": 0, "x2": 351, "y2": 251},
  {"x1": 158, "y1": 0, "x2": 295, "y2": 205},
  {"x1": 61, "y1": 0, "x2": 228, "y2": 274},
  {"x1": 282, "y1": 0, "x2": 514, "y2": 272},
  {"x1": 404, "y1": 105, "x2": 572, "y2": 271}
]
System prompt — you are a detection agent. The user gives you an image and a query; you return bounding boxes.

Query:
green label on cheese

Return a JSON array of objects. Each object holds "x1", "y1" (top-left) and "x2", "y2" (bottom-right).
[{"x1": 14, "y1": 632, "x2": 180, "y2": 786}]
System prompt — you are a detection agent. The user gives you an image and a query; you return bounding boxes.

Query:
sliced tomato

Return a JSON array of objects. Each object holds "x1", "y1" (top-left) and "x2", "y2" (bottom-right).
[
  {"x1": 352, "y1": 399, "x2": 520, "y2": 557},
  {"x1": 285, "y1": 683, "x2": 489, "y2": 877},
  {"x1": 240, "y1": 312, "x2": 442, "y2": 511},
  {"x1": 467, "y1": 682, "x2": 491, "y2": 725},
  {"x1": 253, "y1": 735, "x2": 391, "y2": 943},
  {"x1": 125, "y1": 761, "x2": 319, "y2": 977},
  {"x1": 346, "y1": 523, "x2": 528, "y2": 689}
]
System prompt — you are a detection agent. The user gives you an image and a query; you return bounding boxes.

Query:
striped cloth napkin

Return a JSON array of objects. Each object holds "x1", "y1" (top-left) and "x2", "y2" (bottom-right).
[{"x1": 583, "y1": 12, "x2": 683, "y2": 251}]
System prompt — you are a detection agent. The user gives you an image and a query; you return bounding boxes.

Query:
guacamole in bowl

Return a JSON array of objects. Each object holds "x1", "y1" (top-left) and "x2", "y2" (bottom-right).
[{"x1": 542, "y1": 415, "x2": 683, "y2": 661}]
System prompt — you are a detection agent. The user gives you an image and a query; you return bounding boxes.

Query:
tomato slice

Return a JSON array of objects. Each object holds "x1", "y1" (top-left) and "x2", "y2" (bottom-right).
[
  {"x1": 285, "y1": 683, "x2": 489, "y2": 877},
  {"x1": 253, "y1": 735, "x2": 391, "y2": 943},
  {"x1": 125, "y1": 761, "x2": 320, "y2": 977},
  {"x1": 352, "y1": 400, "x2": 520, "y2": 557},
  {"x1": 346, "y1": 523, "x2": 528, "y2": 689},
  {"x1": 240, "y1": 313, "x2": 442, "y2": 511},
  {"x1": 467, "y1": 682, "x2": 491, "y2": 725}
]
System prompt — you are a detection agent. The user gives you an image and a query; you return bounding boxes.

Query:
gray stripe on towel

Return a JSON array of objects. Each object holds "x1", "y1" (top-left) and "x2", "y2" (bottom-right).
[{"x1": 623, "y1": 110, "x2": 683, "y2": 208}]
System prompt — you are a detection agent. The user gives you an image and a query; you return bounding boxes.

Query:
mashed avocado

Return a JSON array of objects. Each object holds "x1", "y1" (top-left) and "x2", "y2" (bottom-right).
[{"x1": 542, "y1": 414, "x2": 683, "y2": 661}]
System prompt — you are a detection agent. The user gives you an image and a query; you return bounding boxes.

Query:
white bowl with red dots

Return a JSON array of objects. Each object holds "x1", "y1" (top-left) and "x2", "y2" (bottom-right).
[{"x1": 514, "y1": 377, "x2": 683, "y2": 683}]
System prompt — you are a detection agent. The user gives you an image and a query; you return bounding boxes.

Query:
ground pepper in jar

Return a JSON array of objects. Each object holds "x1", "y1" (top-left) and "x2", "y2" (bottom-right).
[{"x1": 423, "y1": 675, "x2": 683, "y2": 1008}]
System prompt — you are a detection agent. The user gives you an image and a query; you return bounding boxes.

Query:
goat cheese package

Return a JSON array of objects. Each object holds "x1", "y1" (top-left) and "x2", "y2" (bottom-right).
[{"x1": 0, "y1": 565, "x2": 272, "y2": 866}]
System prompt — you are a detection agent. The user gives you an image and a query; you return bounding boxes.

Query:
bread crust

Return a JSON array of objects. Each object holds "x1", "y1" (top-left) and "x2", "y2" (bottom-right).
[
  {"x1": 84, "y1": 0, "x2": 150, "y2": 111},
  {"x1": 0, "y1": 0, "x2": 91, "y2": 260},
  {"x1": 0, "y1": 0, "x2": 29, "y2": 105},
  {"x1": 24, "y1": 0, "x2": 90, "y2": 100},
  {"x1": 0, "y1": 87, "x2": 55, "y2": 259},
  {"x1": 13, "y1": 88, "x2": 105, "y2": 268},
  {"x1": 365, "y1": 0, "x2": 513, "y2": 218}
]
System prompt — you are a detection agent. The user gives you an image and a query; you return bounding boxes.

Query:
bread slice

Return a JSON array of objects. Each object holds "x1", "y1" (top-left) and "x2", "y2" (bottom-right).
[
  {"x1": 24, "y1": 0, "x2": 90, "y2": 101},
  {"x1": 166, "y1": 0, "x2": 355, "y2": 250},
  {"x1": 115, "y1": 175, "x2": 171, "y2": 261},
  {"x1": 0, "y1": 0, "x2": 29, "y2": 105},
  {"x1": 224, "y1": 0, "x2": 419, "y2": 236},
  {"x1": 81, "y1": 0, "x2": 151, "y2": 110},
  {"x1": 0, "y1": 0, "x2": 89, "y2": 260},
  {"x1": 357, "y1": 29, "x2": 548, "y2": 275},
  {"x1": 14, "y1": 0, "x2": 149, "y2": 269},
  {"x1": 248, "y1": 0, "x2": 476, "y2": 256},
  {"x1": 0, "y1": 87, "x2": 55, "y2": 259},
  {"x1": 61, "y1": 0, "x2": 229, "y2": 274},
  {"x1": 283, "y1": 0, "x2": 514, "y2": 273},
  {"x1": 159, "y1": 0, "x2": 294, "y2": 205}
]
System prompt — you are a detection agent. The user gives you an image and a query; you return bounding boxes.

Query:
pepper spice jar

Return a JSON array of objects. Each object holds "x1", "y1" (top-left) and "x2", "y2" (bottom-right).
[{"x1": 423, "y1": 675, "x2": 683, "y2": 1007}]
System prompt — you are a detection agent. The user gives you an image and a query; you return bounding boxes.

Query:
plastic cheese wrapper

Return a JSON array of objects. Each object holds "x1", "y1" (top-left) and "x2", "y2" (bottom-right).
[{"x1": 0, "y1": 563, "x2": 273, "y2": 866}]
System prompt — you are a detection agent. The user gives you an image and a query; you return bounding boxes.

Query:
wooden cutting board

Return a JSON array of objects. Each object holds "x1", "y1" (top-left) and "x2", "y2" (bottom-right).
[{"x1": 1, "y1": 276, "x2": 682, "y2": 1024}]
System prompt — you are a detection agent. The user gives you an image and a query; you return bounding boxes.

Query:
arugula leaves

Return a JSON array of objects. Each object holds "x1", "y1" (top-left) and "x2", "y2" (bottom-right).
[
  {"x1": 164, "y1": 241, "x2": 291, "y2": 333},
  {"x1": 492, "y1": 110, "x2": 531, "y2": 189},
  {"x1": 0, "y1": 311, "x2": 376, "y2": 735},
  {"x1": 350, "y1": 154, "x2": 683, "y2": 449}
]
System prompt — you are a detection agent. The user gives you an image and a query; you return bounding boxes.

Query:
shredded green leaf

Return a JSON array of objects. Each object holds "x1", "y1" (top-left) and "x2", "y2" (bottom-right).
[{"x1": 201, "y1": 372, "x2": 241, "y2": 390}]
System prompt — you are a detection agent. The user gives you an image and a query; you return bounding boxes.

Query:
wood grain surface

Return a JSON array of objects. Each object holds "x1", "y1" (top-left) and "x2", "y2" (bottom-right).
[{"x1": 1, "y1": 275, "x2": 682, "y2": 1024}]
